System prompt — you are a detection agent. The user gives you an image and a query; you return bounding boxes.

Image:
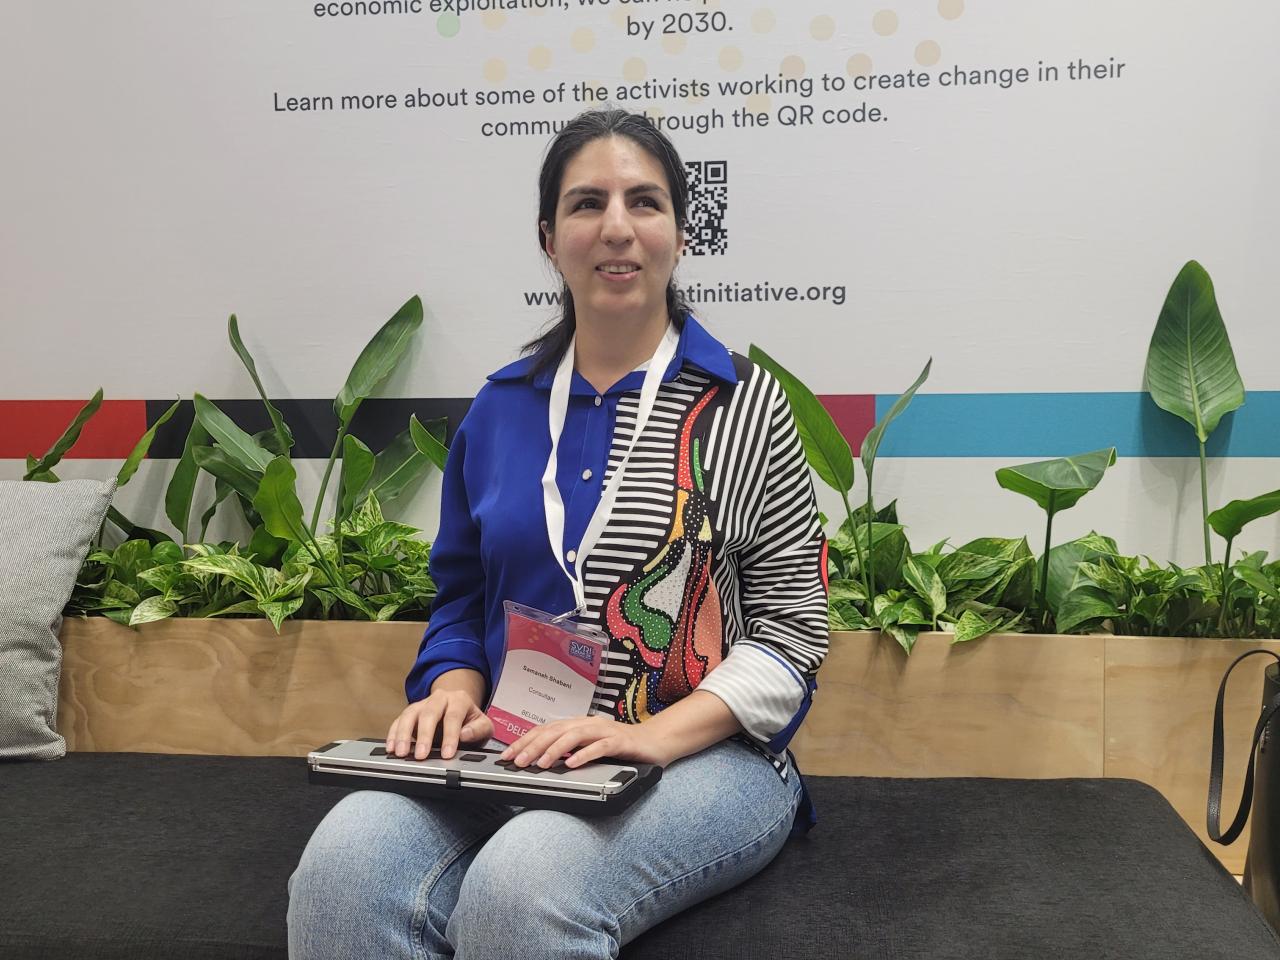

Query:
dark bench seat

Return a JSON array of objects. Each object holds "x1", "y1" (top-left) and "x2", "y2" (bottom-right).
[{"x1": 2, "y1": 753, "x2": 1276, "y2": 959}]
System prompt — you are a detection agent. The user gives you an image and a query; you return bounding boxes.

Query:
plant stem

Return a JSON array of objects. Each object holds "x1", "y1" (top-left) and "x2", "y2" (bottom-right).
[
  {"x1": 1198, "y1": 438, "x2": 1212, "y2": 567},
  {"x1": 292, "y1": 519, "x2": 344, "y2": 600},
  {"x1": 311, "y1": 430, "x2": 345, "y2": 536},
  {"x1": 1217, "y1": 534, "x2": 1235, "y2": 637},
  {"x1": 334, "y1": 457, "x2": 348, "y2": 570},
  {"x1": 1039, "y1": 496, "x2": 1056, "y2": 632},
  {"x1": 839, "y1": 491, "x2": 872, "y2": 616},
  {"x1": 865, "y1": 479, "x2": 876, "y2": 600}
]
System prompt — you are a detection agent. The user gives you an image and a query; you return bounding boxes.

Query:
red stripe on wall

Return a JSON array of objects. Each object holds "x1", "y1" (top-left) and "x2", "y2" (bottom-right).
[
  {"x1": 0, "y1": 395, "x2": 878, "y2": 463},
  {"x1": 817, "y1": 394, "x2": 876, "y2": 452},
  {"x1": 0, "y1": 400, "x2": 148, "y2": 461}
]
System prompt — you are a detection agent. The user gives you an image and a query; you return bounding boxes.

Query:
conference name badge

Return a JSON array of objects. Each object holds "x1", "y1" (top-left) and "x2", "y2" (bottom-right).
[{"x1": 486, "y1": 600, "x2": 606, "y2": 745}]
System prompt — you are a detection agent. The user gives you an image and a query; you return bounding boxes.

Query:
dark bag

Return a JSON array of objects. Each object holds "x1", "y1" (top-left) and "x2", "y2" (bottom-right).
[{"x1": 1208, "y1": 649, "x2": 1280, "y2": 930}]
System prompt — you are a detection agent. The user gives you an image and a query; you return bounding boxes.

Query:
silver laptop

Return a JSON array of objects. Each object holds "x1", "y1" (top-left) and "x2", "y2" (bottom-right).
[{"x1": 307, "y1": 738, "x2": 661, "y2": 815}]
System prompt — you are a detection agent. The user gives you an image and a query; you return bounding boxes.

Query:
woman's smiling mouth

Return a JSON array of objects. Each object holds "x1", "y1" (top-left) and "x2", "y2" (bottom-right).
[{"x1": 597, "y1": 262, "x2": 641, "y2": 281}]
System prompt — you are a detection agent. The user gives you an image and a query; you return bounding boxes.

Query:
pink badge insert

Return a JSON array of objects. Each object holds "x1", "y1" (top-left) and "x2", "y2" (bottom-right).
[{"x1": 486, "y1": 603, "x2": 605, "y2": 745}]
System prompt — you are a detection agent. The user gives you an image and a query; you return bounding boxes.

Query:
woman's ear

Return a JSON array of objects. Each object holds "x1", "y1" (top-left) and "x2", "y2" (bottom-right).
[{"x1": 540, "y1": 219, "x2": 556, "y2": 263}]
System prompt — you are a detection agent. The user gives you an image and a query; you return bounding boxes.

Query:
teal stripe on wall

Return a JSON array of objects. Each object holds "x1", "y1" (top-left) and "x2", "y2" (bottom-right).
[{"x1": 873, "y1": 392, "x2": 1280, "y2": 458}]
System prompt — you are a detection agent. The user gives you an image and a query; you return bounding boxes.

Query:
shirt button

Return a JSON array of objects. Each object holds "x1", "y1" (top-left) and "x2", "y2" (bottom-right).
[
  {"x1": 566, "y1": 550, "x2": 577, "y2": 563},
  {"x1": 594, "y1": 395, "x2": 602, "y2": 407},
  {"x1": 581, "y1": 469, "x2": 593, "y2": 481}
]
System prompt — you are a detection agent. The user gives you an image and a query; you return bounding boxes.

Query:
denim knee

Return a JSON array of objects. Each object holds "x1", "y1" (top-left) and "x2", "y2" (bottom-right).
[
  {"x1": 447, "y1": 818, "x2": 619, "y2": 960},
  {"x1": 287, "y1": 791, "x2": 424, "y2": 960}
]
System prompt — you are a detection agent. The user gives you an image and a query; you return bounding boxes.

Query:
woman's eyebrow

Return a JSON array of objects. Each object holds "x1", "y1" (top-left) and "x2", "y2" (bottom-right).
[{"x1": 563, "y1": 183, "x2": 669, "y2": 200}]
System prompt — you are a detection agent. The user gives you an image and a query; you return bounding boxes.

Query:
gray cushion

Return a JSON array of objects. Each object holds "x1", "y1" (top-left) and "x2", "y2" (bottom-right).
[{"x1": 0, "y1": 478, "x2": 115, "y2": 760}]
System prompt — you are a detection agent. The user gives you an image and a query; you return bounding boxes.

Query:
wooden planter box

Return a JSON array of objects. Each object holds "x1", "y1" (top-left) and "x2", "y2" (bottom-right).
[
  {"x1": 56, "y1": 619, "x2": 1279, "y2": 873},
  {"x1": 57, "y1": 617, "x2": 426, "y2": 757}
]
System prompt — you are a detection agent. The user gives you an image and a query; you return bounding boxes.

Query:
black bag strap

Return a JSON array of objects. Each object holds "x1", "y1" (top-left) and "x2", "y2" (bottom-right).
[{"x1": 1208, "y1": 649, "x2": 1280, "y2": 844}]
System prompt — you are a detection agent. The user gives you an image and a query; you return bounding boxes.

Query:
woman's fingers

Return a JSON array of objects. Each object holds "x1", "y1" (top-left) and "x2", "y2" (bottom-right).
[
  {"x1": 460, "y1": 707, "x2": 494, "y2": 744},
  {"x1": 563, "y1": 736, "x2": 614, "y2": 768},
  {"x1": 413, "y1": 706, "x2": 443, "y2": 760},
  {"x1": 438, "y1": 700, "x2": 471, "y2": 759},
  {"x1": 503, "y1": 718, "x2": 608, "y2": 767},
  {"x1": 386, "y1": 691, "x2": 491, "y2": 759},
  {"x1": 535, "y1": 729, "x2": 592, "y2": 767},
  {"x1": 387, "y1": 707, "x2": 417, "y2": 754}
]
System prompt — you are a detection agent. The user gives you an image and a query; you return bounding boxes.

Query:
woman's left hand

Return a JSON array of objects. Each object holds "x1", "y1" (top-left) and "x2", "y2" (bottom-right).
[{"x1": 500, "y1": 716, "x2": 671, "y2": 770}]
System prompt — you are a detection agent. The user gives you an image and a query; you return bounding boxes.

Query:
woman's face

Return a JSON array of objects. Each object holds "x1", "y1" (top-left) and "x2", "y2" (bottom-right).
[{"x1": 541, "y1": 135, "x2": 684, "y2": 326}]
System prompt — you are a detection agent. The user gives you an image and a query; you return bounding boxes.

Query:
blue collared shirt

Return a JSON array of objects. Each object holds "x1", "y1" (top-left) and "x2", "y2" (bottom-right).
[{"x1": 406, "y1": 314, "x2": 738, "y2": 703}]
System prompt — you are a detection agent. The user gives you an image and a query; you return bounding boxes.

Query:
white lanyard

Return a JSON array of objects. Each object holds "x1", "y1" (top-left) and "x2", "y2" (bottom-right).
[{"x1": 542, "y1": 322, "x2": 680, "y2": 618}]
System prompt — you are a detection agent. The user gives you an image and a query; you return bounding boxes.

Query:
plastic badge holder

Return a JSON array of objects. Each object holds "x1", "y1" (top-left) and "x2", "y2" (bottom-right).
[
  {"x1": 307, "y1": 738, "x2": 662, "y2": 816},
  {"x1": 485, "y1": 600, "x2": 607, "y2": 745}
]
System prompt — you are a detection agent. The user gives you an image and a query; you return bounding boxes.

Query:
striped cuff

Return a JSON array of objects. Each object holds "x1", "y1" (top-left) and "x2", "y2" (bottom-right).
[{"x1": 697, "y1": 641, "x2": 811, "y2": 751}]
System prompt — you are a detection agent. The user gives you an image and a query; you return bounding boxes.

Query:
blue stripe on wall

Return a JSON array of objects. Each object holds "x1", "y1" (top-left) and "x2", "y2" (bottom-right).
[{"x1": 873, "y1": 391, "x2": 1280, "y2": 458}]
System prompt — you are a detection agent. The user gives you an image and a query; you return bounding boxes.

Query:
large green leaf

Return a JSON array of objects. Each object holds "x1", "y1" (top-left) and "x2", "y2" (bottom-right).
[
  {"x1": 1207, "y1": 489, "x2": 1280, "y2": 542},
  {"x1": 258, "y1": 597, "x2": 304, "y2": 633},
  {"x1": 228, "y1": 314, "x2": 294, "y2": 455},
  {"x1": 951, "y1": 609, "x2": 1000, "y2": 645},
  {"x1": 903, "y1": 555, "x2": 946, "y2": 622},
  {"x1": 842, "y1": 522, "x2": 910, "y2": 591},
  {"x1": 165, "y1": 415, "x2": 211, "y2": 539},
  {"x1": 116, "y1": 399, "x2": 181, "y2": 488},
  {"x1": 334, "y1": 295, "x2": 424, "y2": 426},
  {"x1": 253, "y1": 456, "x2": 307, "y2": 543},
  {"x1": 248, "y1": 524, "x2": 289, "y2": 565},
  {"x1": 1144, "y1": 260, "x2": 1244, "y2": 443},
  {"x1": 183, "y1": 554, "x2": 271, "y2": 597},
  {"x1": 193, "y1": 445, "x2": 263, "y2": 502},
  {"x1": 1055, "y1": 584, "x2": 1122, "y2": 634},
  {"x1": 1234, "y1": 564, "x2": 1278, "y2": 600},
  {"x1": 198, "y1": 479, "x2": 235, "y2": 542},
  {"x1": 1045, "y1": 532, "x2": 1119, "y2": 613},
  {"x1": 849, "y1": 499, "x2": 898, "y2": 527},
  {"x1": 23, "y1": 388, "x2": 104, "y2": 479},
  {"x1": 367, "y1": 423, "x2": 437, "y2": 506},
  {"x1": 338, "y1": 435, "x2": 377, "y2": 521},
  {"x1": 937, "y1": 551, "x2": 1005, "y2": 585},
  {"x1": 884, "y1": 623, "x2": 919, "y2": 655},
  {"x1": 748, "y1": 345, "x2": 854, "y2": 494},
  {"x1": 861, "y1": 358, "x2": 931, "y2": 480},
  {"x1": 193, "y1": 394, "x2": 274, "y2": 473},
  {"x1": 129, "y1": 596, "x2": 179, "y2": 627},
  {"x1": 409, "y1": 413, "x2": 450, "y2": 473},
  {"x1": 995, "y1": 448, "x2": 1117, "y2": 514}
]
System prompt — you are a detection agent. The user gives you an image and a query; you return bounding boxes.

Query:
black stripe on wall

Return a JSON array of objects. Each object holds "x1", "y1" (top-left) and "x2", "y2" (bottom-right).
[{"x1": 145, "y1": 398, "x2": 474, "y2": 460}]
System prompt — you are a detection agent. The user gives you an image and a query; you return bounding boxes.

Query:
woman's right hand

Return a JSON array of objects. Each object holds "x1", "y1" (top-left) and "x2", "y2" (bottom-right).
[{"x1": 386, "y1": 681, "x2": 493, "y2": 761}]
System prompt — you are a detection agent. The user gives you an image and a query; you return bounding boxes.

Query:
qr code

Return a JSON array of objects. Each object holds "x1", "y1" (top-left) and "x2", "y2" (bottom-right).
[{"x1": 684, "y1": 160, "x2": 727, "y2": 256}]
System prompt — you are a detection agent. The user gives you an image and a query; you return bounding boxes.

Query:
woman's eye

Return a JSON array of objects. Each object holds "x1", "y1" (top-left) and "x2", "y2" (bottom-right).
[{"x1": 572, "y1": 197, "x2": 659, "y2": 210}]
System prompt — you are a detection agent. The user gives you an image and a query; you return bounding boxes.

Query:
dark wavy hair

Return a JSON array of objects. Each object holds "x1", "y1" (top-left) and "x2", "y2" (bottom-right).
[{"x1": 523, "y1": 108, "x2": 693, "y2": 379}]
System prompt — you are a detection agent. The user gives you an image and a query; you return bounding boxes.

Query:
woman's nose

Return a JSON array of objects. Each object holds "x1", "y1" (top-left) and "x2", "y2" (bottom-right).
[{"x1": 600, "y1": 196, "x2": 634, "y2": 244}]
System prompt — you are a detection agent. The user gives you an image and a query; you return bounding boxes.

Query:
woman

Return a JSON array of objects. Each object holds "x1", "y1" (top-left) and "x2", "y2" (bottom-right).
[{"x1": 287, "y1": 108, "x2": 829, "y2": 959}]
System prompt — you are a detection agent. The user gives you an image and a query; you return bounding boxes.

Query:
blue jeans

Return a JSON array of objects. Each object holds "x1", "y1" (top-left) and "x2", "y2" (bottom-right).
[{"x1": 287, "y1": 738, "x2": 802, "y2": 959}]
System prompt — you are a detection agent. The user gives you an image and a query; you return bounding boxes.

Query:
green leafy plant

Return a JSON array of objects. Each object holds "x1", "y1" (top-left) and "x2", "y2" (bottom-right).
[
  {"x1": 996, "y1": 447, "x2": 1117, "y2": 629},
  {"x1": 749, "y1": 344, "x2": 930, "y2": 648},
  {"x1": 1144, "y1": 260, "x2": 1245, "y2": 566},
  {"x1": 29, "y1": 295, "x2": 446, "y2": 631},
  {"x1": 67, "y1": 493, "x2": 437, "y2": 630},
  {"x1": 22, "y1": 387, "x2": 181, "y2": 546},
  {"x1": 1047, "y1": 529, "x2": 1280, "y2": 640},
  {"x1": 1207, "y1": 489, "x2": 1280, "y2": 635}
]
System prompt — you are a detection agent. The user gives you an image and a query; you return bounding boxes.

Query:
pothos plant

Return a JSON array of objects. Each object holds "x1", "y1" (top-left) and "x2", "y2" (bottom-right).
[{"x1": 27, "y1": 295, "x2": 450, "y2": 630}]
